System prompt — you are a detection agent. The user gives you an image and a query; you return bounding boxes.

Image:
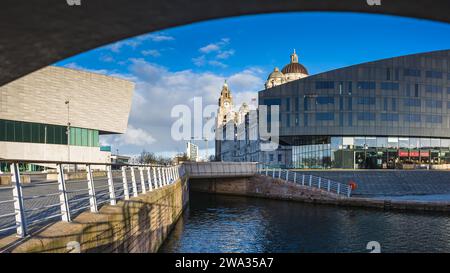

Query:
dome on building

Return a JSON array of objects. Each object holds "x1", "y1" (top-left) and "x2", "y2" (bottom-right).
[
  {"x1": 281, "y1": 49, "x2": 308, "y2": 75},
  {"x1": 267, "y1": 67, "x2": 285, "y2": 80}
]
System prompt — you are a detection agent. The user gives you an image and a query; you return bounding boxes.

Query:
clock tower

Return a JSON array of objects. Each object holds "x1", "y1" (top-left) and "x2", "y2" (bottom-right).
[{"x1": 217, "y1": 80, "x2": 234, "y2": 126}]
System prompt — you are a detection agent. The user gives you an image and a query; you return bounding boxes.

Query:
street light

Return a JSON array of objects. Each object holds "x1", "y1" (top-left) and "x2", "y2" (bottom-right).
[{"x1": 65, "y1": 100, "x2": 71, "y2": 171}]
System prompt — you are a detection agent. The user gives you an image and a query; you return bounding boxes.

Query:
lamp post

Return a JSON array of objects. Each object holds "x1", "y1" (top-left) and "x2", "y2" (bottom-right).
[{"x1": 65, "y1": 100, "x2": 70, "y2": 172}]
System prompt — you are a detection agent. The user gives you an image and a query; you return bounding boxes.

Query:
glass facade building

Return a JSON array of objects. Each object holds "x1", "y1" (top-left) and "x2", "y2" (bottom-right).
[{"x1": 259, "y1": 49, "x2": 450, "y2": 169}]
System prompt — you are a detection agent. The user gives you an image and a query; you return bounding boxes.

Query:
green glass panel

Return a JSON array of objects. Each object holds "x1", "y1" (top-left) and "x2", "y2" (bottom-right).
[
  {"x1": 47, "y1": 125, "x2": 55, "y2": 144},
  {"x1": 31, "y1": 123, "x2": 40, "y2": 143},
  {"x1": 0, "y1": 120, "x2": 6, "y2": 141},
  {"x1": 70, "y1": 127, "x2": 76, "y2": 145},
  {"x1": 93, "y1": 130, "x2": 99, "y2": 147},
  {"x1": 23, "y1": 122, "x2": 32, "y2": 142},
  {"x1": 87, "y1": 129, "x2": 93, "y2": 147},
  {"x1": 81, "y1": 128, "x2": 88, "y2": 146},
  {"x1": 14, "y1": 121, "x2": 22, "y2": 142},
  {"x1": 75, "y1": 127, "x2": 82, "y2": 146}
]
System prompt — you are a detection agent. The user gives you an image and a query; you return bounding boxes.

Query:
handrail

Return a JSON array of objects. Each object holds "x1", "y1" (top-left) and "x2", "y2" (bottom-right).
[
  {"x1": 0, "y1": 159, "x2": 184, "y2": 238},
  {"x1": 256, "y1": 163, "x2": 352, "y2": 198}
]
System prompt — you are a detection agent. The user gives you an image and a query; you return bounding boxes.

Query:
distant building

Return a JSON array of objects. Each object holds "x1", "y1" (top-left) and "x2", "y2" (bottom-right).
[
  {"x1": 187, "y1": 142, "x2": 199, "y2": 161},
  {"x1": 0, "y1": 66, "x2": 134, "y2": 171},
  {"x1": 217, "y1": 49, "x2": 450, "y2": 170}
]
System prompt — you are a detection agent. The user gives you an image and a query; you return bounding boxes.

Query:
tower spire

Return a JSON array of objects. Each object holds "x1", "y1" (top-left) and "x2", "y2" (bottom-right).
[{"x1": 290, "y1": 49, "x2": 299, "y2": 63}]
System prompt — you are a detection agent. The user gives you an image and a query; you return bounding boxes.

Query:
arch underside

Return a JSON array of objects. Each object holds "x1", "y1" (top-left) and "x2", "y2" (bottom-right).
[{"x1": 1, "y1": 0, "x2": 450, "y2": 86}]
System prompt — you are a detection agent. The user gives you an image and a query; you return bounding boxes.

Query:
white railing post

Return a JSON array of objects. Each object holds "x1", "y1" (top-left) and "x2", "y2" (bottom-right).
[
  {"x1": 11, "y1": 163, "x2": 28, "y2": 237},
  {"x1": 86, "y1": 165, "x2": 98, "y2": 213},
  {"x1": 158, "y1": 167, "x2": 162, "y2": 187},
  {"x1": 309, "y1": 175, "x2": 312, "y2": 187},
  {"x1": 302, "y1": 174, "x2": 305, "y2": 186},
  {"x1": 152, "y1": 167, "x2": 159, "y2": 189},
  {"x1": 265, "y1": 167, "x2": 268, "y2": 176},
  {"x1": 139, "y1": 167, "x2": 147, "y2": 194},
  {"x1": 272, "y1": 168, "x2": 275, "y2": 178},
  {"x1": 286, "y1": 170, "x2": 289, "y2": 181},
  {"x1": 57, "y1": 164, "x2": 71, "y2": 222},
  {"x1": 130, "y1": 167, "x2": 138, "y2": 197},
  {"x1": 347, "y1": 185, "x2": 352, "y2": 197},
  {"x1": 146, "y1": 167, "x2": 153, "y2": 191},
  {"x1": 294, "y1": 172, "x2": 297, "y2": 183},
  {"x1": 163, "y1": 167, "x2": 169, "y2": 186},
  {"x1": 337, "y1": 183, "x2": 341, "y2": 195},
  {"x1": 327, "y1": 180, "x2": 331, "y2": 192},
  {"x1": 278, "y1": 168, "x2": 281, "y2": 179},
  {"x1": 106, "y1": 165, "x2": 116, "y2": 206},
  {"x1": 121, "y1": 166, "x2": 130, "y2": 200},
  {"x1": 318, "y1": 177, "x2": 321, "y2": 189}
]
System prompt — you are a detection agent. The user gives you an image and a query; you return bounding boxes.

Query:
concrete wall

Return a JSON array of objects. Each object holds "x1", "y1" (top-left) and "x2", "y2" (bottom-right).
[
  {"x1": 190, "y1": 174, "x2": 343, "y2": 202},
  {"x1": 0, "y1": 177, "x2": 189, "y2": 253},
  {"x1": 0, "y1": 141, "x2": 111, "y2": 163}
]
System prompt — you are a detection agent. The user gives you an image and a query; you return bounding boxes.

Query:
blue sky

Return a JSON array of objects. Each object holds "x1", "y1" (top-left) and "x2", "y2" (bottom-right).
[{"x1": 55, "y1": 12, "x2": 450, "y2": 158}]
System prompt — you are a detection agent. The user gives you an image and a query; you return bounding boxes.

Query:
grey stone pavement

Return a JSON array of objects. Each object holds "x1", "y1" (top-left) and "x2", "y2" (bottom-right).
[{"x1": 0, "y1": 170, "x2": 149, "y2": 238}]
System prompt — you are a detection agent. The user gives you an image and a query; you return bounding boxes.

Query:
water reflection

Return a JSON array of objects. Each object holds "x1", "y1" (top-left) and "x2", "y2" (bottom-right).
[{"x1": 159, "y1": 192, "x2": 450, "y2": 253}]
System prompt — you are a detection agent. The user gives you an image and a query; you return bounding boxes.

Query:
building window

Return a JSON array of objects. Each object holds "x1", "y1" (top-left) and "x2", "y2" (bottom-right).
[
  {"x1": 414, "y1": 84, "x2": 420, "y2": 97},
  {"x1": 316, "y1": 112, "x2": 334, "y2": 121},
  {"x1": 348, "y1": 97, "x2": 352, "y2": 110},
  {"x1": 0, "y1": 119, "x2": 100, "y2": 147},
  {"x1": 425, "y1": 85, "x2": 443, "y2": 94},
  {"x1": 426, "y1": 70, "x2": 443, "y2": 79},
  {"x1": 392, "y1": 98, "x2": 397, "y2": 111},
  {"x1": 403, "y1": 98, "x2": 421, "y2": 107},
  {"x1": 426, "y1": 115, "x2": 443, "y2": 124},
  {"x1": 269, "y1": 154, "x2": 274, "y2": 162},
  {"x1": 357, "y1": 81, "x2": 376, "y2": 90},
  {"x1": 304, "y1": 113, "x2": 308, "y2": 127},
  {"x1": 380, "y1": 82, "x2": 399, "y2": 90},
  {"x1": 386, "y1": 68, "x2": 391, "y2": 80},
  {"x1": 357, "y1": 112, "x2": 376, "y2": 121},
  {"x1": 316, "y1": 96, "x2": 335, "y2": 105},
  {"x1": 348, "y1": 113, "x2": 353, "y2": 126},
  {"x1": 315, "y1": 81, "x2": 335, "y2": 89},
  {"x1": 383, "y1": 98, "x2": 388, "y2": 111},
  {"x1": 295, "y1": 97, "x2": 299, "y2": 111},
  {"x1": 278, "y1": 154, "x2": 282, "y2": 162},
  {"x1": 425, "y1": 100, "x2": 442, "y2": 108},
  {"x1": 348, "y1": 81, "x2": 353, "y2": 95},
  {"x1": 357, "y1": 97, "x2": 376, "y2": 105},
  {"x1": 404, "y1": 68, "x2": 421, "y2": 77},
  {"x1": 304, "y1": 97, "x2": 308, "y2": 111},
  {"x1": 403, "y1": 114, "x2": 421, "y2": 122},
  {"x1": 381, "y1": 113, "x2": 399, "y2": 121},
  {"x1": 286, "y1": 114, "x2": 290, "y2": 127},
  {"x1": 286, "y1": 98, "x2": 290, "y2": 111},
  {"x1": 295, "y1": 113, "x2": 300, "y2": 126},
  {"x1": 263, "y1": 98, "x2": 281, "y2": 106}
]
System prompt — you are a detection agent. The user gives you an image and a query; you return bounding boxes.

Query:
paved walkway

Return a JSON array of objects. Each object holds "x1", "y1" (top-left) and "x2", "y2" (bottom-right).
[
  {"x1": 294, "y1": 170, "x2": 450, "y2": 196},
  {"x1": 0, "y1": 171, "x2": 146, "y2": 237}
]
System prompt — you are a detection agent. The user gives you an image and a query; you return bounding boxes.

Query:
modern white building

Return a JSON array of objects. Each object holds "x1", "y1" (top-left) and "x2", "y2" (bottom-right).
[
  {"x1": 187, "y1": 142, "x2": 199, "y2": 162},
  {"x1": 0, "y1": 66, "x2": 134, "y2": 171}
]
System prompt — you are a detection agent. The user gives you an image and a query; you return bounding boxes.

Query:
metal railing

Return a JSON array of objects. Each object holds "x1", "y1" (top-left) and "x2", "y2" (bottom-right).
[
  {"x1": 0, "y1": 159, "x2": 184, "y2": 238},
  {"x1": 256, "y1": 164, "x2": 352, "y2": 198},
  {"x1": 183, "y1": 161, "x2": 257, "y2": 178}
]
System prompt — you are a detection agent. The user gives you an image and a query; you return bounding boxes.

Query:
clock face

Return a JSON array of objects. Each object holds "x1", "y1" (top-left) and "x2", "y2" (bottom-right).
[{"x1": 224, "y1": 101, "x2": 230, "y2": 107}]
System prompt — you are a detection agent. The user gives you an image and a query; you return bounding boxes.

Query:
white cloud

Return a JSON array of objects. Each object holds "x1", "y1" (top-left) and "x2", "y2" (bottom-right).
[
  {"x1": 69, "y1": 60, "x2": 265, "y2": 155},
  {"x1": 141, "y1": 49, "x2": 161, "y2": 57},
  {"x1": 199, "y1": 38, "x2": 230, "y2": 54},
  {"x1": 216, "y1": 49, "x2": 235, "y2": 59},
  {"x1": 192, "y1": 55, "x2": 206, "y2": 66},
  {"x1": 143, "y1": 33, "x2": 175, "y2": 42},
  {"x1": 208, "y1": 60, "x2": 227, "y2": 68},
  {"x1": 199, "y1": 44, "x2": 221, "y2": 53}
]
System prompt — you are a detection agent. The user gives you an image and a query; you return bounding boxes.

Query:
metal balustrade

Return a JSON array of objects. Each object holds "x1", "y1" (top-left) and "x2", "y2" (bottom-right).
[
  {"x1": 256, "y1": 164, "x2": 352, "y2": 198},
  {"x1": 183, "y1": 162, "x2": 257, "y2": 178},
  {"x1": 0, "y1": 160, "x2": 184, "y2": 238}
]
